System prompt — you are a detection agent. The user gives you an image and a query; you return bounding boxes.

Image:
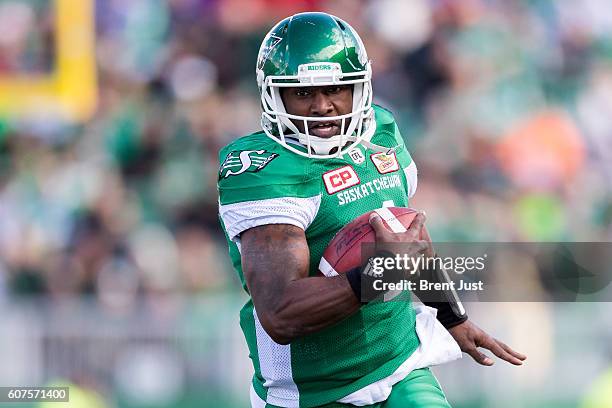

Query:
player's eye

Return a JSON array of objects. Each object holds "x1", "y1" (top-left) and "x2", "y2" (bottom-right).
[
  {"x1": 326, "y1": 85, "x2": 351, "y2": 95},
  {"x1": 295, "y1": 88, "x2": 311, "y2": 97}
]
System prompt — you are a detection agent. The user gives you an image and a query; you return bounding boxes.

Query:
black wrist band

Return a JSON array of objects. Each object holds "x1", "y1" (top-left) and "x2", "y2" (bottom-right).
[
  {"x1": 346, "y1": 250, "x2": 397, "y2": 303},
  {"x1": 419, "y1": 255, "x2": 468, "y2": 329},
  {"x1": 428, "y1": 302, "x2": 468, "y2": 329},
  {"x1": 346, "y1": 266, "x2": 362, "y2": 302}
]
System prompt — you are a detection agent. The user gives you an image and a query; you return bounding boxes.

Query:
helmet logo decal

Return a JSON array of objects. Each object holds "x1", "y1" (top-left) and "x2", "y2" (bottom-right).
[
  {"x1": 258, "y1": 34, "x2": 283, "y2": 70},
  {"x1": 220, "y1": 150, "x2": 279, "y2": 178}
]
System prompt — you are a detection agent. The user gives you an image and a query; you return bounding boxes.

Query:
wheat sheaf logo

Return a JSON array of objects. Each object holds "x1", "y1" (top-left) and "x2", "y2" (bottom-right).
[
  {"x1": 371, "y1": 151, "x2": 399, "y2": 174},
  {"x1": 220, "y1": 150, "x2": 279, "y2": 178}
]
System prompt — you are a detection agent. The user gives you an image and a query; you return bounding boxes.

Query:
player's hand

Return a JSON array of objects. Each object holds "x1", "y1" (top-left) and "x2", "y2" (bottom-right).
[
  {"x1": 448, "y1": 320, "x2": 527, "y2": 366},
  {"x1": 369, "y1": 211, "x2": 433, "y2": 258}
]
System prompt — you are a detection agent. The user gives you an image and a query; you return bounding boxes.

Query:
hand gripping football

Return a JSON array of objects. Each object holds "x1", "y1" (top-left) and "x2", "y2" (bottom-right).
[{"x1": 318, "y1": 207, "x2": 421, "y2": 277}]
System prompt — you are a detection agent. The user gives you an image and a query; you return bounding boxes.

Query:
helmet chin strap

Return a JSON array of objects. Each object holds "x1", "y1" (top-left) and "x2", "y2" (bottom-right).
[{"x1": 360, "y1": 139, "x2": 397, "y2": 154}]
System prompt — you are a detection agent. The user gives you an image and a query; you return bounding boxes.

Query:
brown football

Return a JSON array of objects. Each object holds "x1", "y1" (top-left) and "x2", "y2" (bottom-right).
[{"x1": 318, "y1": 207, "x2": 422, "y2": 277}]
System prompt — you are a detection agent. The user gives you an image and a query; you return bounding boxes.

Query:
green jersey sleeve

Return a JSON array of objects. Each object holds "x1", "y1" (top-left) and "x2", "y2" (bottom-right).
[{"x1": 217, "y1": 133, "x2": 322, "y2": 241}]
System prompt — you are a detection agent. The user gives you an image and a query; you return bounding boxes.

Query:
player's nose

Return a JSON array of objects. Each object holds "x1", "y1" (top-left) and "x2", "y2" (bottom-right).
[{"x1": 309, "y1": 90, "x2": 334, "y2": 116}]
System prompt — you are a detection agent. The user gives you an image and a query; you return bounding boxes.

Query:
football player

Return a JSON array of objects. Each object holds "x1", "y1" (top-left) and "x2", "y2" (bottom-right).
[{"x1": 218, "y1": 12, "x2": 525, "y2": 408}]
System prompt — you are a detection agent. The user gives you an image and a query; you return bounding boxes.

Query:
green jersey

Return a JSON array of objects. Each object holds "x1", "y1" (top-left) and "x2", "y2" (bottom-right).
[{"x1": 218, "y1": 105, "x2": 420, "y2": 407}]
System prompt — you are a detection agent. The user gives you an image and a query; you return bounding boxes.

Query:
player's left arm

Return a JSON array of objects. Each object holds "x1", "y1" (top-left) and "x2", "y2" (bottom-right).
[
  {"x1": 388, "y1": 118, "x2": 526, "y2": 366},
  {"x1": 420, "y1": 223, "x2": 527, "y2": 366},
  {"x1": 370, "y1": 214, "x2": 527, "y2": 366}
]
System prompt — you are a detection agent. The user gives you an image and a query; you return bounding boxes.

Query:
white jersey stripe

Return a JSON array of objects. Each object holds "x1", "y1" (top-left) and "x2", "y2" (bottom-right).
[
  {"x1": 253, "y1": 309, "x2": 300, "y2": 407},
  {"x1": 219, "y1": 195, "x2": 321, "y2": 241},
  {"x1": 403, "y1": 161, "x2": 418, "y2": 199}
]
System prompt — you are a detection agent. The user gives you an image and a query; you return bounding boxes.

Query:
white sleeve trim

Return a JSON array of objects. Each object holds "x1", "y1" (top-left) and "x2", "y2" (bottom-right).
[
  {"x1": 219, "y1": 195, "x2": 322, "y2": 241},
  {"x1": 403, "y1": 161, "x2": 418, "y2": 199}
]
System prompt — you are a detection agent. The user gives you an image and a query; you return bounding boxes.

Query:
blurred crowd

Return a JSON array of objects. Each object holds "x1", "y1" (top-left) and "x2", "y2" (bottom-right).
[
  {"x1": 0, "y1": 0, "x2": 54, "y2": 74},
  {"x1": 0, "y1": 0, "x2": 611, "y2": 306}
]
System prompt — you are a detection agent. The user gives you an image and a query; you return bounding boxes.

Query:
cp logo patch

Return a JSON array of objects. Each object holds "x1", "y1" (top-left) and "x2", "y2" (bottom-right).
[{"x1": 322, "y1": 165, "x2": 360, "y2": 194}]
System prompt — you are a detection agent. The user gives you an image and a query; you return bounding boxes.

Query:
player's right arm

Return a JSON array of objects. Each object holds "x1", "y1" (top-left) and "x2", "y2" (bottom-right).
[
  {"x1": 240, "y1": 223, "x2": 360, "y2": 345},
  {"x1": 218, "y1": 143, "x2": 365, "y2": 344}
]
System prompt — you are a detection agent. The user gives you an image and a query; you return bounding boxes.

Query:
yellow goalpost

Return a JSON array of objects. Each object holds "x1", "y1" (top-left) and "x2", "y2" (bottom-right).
[{"x1": 0, "y1": 0, "x2": 97, "y2": 122}]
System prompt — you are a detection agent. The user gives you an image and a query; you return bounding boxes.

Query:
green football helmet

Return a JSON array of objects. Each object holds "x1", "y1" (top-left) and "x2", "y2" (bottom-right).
[{"x1": 256, "y1": 12, "x2": 375, "y2": 159}]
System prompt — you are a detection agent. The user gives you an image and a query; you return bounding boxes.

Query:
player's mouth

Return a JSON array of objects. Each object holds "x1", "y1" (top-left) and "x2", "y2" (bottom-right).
[{"x1": 308, "y1": 120, "x2": 341, "y2": 138}]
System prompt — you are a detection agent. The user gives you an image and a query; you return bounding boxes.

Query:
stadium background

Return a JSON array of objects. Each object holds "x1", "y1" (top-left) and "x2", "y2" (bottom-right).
[{"x1": 0, "y1": 0, "x2": 611, "y2": 407}]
